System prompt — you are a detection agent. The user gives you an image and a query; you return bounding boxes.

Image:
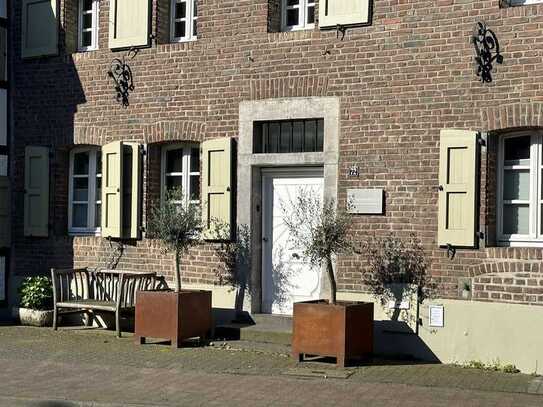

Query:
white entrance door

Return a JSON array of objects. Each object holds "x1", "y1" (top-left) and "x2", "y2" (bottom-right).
[{"x1": 261, "y1": 169, "x2": 324, "y2": 315}]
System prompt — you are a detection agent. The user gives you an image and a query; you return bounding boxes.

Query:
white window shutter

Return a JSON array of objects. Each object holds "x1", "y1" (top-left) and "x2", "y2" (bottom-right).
[
  {"x1": 101, "y1": 141, "x2": 123, "y2": 238},
  {"x1": 109, "y1": 0, "x2": 151, "y2": 49},
  {"x1": 202, "y1": 137, "x2": 233, "y2": 239},
  {"x1": 122, "y1": 143, "x2": 142, "y2": 239},
  {"x1": 437, "y1": 129, "x2": 478, "y2": 248},
  {"x1": 21, "y1": 0, "x2": 58, "y2": 58},
  {"x1": 24, "y1": 146, "x2": 49, "y2": 237},
  {"x1": 319, "y1": 0, "x2": 371, "y2": 28}
]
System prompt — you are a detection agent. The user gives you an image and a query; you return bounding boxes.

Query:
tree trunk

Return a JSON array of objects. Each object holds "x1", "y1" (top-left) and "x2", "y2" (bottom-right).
[
  {"x1": 174, "y1": 250, "x2": 182, "y2": 292},
  {"x1": 326, "y1": 256, "x2": 337, "y2": 305}
]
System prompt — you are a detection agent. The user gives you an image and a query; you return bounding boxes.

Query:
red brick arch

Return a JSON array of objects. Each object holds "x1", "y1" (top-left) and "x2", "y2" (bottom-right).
[
  {"x1": 144, "y1": 121, "x2": 206, "y2": 144},
  {"x1": 480, "y1": 103, "x2": 543, "y2": 132}
]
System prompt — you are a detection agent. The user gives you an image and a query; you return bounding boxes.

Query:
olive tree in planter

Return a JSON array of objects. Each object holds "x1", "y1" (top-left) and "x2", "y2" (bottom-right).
[
  {"x1": 13, "y1": 277, "x2": 54, "y2": 327},
  {"x1": 134, "y1": 188, "x2": 212, "y2": 348},
  {"x1": 363, "y1": 234, "x2": 432, "y2": 329},
  {"x1": 282, "y1": 190, "x2": 374, "y2": 367}
]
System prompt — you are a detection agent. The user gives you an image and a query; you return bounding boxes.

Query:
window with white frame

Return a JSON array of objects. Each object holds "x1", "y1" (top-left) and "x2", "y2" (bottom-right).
[
  {"x1": 497, "y1": 133, "x2": 543, "y2": 245},
  {"x1": 78, "y1": 0, "x2": 99, "y2": 51},
  {"x1": 161, "y1": 144, "x2": 200, "y2": 206},
  {"x1": 170, "y1": 0, "x2": 198, "y2": 42},
  {"x1": 282, "y1": 0, "x2": 315, "y2": 31},
  {"x1": 69, "y1": 147, "x2": 101, "y2": 234},
  {"x1": 505, "y1": 0, "x2": 543, "y2": 6}
]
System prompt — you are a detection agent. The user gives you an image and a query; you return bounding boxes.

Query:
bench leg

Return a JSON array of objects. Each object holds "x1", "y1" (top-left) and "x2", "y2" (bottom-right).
[
  {"x1": 52, "y1": 306, "x2": 58, "y2": 331},
  {"x1": 116, "y1": 311, "x2": 121, "y2": 338}
]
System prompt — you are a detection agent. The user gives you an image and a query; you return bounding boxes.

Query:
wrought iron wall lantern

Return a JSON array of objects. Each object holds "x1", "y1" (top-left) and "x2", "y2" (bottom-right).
[
  {"x1": 107, "y1": 47, "x2": 139, "y2": 108},
  {"x1": 472, "y1": 21, "x2": 503, "y2": 83}
]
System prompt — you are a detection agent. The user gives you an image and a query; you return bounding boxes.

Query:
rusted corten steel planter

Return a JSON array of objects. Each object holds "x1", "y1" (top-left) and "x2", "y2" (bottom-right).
[
  {"x1": 292, "y1": 300, "x2": 374, "y2": 367},
  {"x1": 135, "y1": 290, "x2": 212, "y2": 348}
]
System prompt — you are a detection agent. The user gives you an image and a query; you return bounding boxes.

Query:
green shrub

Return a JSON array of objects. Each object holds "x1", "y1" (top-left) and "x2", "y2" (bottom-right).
[{"x1": 18, "y1": 276, "x2": 53, "y2": 310}]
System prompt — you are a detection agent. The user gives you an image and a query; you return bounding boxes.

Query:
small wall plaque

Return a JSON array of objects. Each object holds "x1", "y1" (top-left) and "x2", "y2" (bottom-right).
[
  {"x1": 347, "y1": 189, "x2": 384, "y2": 214},
  {"x1": 429, "y1": 305, "x2": 444, "y2": 328}
]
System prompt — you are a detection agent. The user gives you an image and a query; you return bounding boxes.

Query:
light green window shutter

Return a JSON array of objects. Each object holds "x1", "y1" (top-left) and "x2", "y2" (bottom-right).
[
  {"x1": 202, "y1": 137, "x2": 232, "y2": 238},
  {"x1": 21, "y1": 0, "x2": 58, "y2": 58},
  {"x1": 101, "y1": 141, "x2": 123, "y2": 238},
  {"x1": 24, "y1": 146, "x2": 49, "y2": 237},
  {"x1": 109, "y1": 0, "x2": 151, "y2": 49},
  {"x1": 437, "y1": 129, "x2": 478, "y2": 248},
  {"x1": 319, "y1": 0, "x2": 371, "y2": 28},
  {"x1": 0, "y1": 176, "x2": 10, "y2": 247},
  {"x1": 123, "y1": 143, "x2": 142, "y2": 239}
]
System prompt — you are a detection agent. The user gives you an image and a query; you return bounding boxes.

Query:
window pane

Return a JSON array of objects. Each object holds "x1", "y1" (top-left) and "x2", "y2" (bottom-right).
[
  {"x1": 166, "y1": 149, "x2": 183, "y2": 173},
  {"x1": 95, "y1": 203, "x2": 101, "y2": 228},
  {"x1": 287, "y1": 0, "x2": 299, "y2": 5},
  {"x1": 73, "y1": 152, "x2": 89, "y2": 175},
  {"x1": 280, "y1": 122, "x2": 291, "y2": 153},
  {"x1": 83, "y1": 13, "x2": 93, "y2": 29},
  {"x1": 73, "y1": 178, "x2": 89, "y2": 201},
  {"x1": 167, "y1": 176, "x2": 183, "y2": 192},
  {"x1": 190, "y1": 148, "x2": 200, "y2": 172},
  {"x1": 190, "y1": 175, "x2": 200, "y2": 200},
  {"x1": 287, "y1": 9, "x2": 299, "y2": 26},
  {"x1": 96, "y1": 176, "x2": 101, "y2": 200},
  {"x1": 83, "y1": 0, "x2": 93, "y2": 11},
  {"x1": 504, "y1": 136, "x2": 531, "y2": 166},
  {"x1": 193, "y1": 20, "x2": 197, "y2": 37},
  {"x1": 82, "y1": 32, "x2": 92, "y2": 47},
  {"x1": 0, "y1": 27, "x2": 6, "y2": 82},
  {"x1": 175, "y1": 2, "x2": 187, "y2": 19},
  {"x1": 72, "y1": 204, "x2": 88, "y2": 228},
  {"x1": 292, "y1": 121, "x2": 303, "y2": 153},
  {"x1": 316, "y1": 119, "x2": 324, "y2": 151},
  {"x1": 504, "y1": 170, "x2": 530, "y2": 201},
  {"x1": 503, "y1": 204, "x2": 529, "y2": 235},
  {"x1": 193, "y1": 0, "x2": 197, "y2": 16},
  {"x1": 96, "y1": 151, "x2": 102, "y2": 175},
  {"x1": 307, "y1": 6, "x2": 315, "y2": 24},
  {"x1": 269, "y1": 122, "x2": 280, "y2": 153},
  {"x1": 175, "y1": 21, "x2": 186, "y2": 38},
  {"x1": 304, "y1": 120, "x2": 316, "y2": 152}
]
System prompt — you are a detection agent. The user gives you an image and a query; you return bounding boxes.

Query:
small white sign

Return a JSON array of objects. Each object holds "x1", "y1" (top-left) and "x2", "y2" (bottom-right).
[
  {"x1": 387, "y1": 300, "x2": 410, "y2": 310},
  {"x1": 347, "y1": 189, "x2": 384, "y2": 214},
  {"x1": 429, "y1": 305, "x2": 444, "y2": 328}
]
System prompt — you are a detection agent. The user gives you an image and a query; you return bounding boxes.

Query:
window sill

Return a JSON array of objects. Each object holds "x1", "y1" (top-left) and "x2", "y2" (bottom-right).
[
  {"x1": 497, "y1": 240, "x2": 543, "y2": 248},
  {"x1": 69, "y1": 230, "x2": 101, "y2": 237},
  {"x1": 267, "y1": 30, "x2": 317, "y2": 43}
]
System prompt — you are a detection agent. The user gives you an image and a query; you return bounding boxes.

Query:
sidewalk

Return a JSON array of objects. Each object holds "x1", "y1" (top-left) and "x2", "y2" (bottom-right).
[{"x1": 0, "y1": 326, "x2": 541, "y2": 406}]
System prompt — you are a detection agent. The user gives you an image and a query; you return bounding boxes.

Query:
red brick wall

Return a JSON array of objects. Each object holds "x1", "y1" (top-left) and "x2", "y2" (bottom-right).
[{"x1": 11, "y1": 0, "x2": 543, "y2": 303}]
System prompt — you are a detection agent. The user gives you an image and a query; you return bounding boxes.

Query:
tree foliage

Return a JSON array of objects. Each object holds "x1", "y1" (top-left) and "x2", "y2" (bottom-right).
[
  {"x1": 281, "y1": 188, "x2": 353, "y2": 304},
  {"x1": 147, "y1": 188, "x2": 202, "y2": 292}
]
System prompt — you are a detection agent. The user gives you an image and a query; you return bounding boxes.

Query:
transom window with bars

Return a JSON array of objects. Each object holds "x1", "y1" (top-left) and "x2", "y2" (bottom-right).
[
  {"x1": 69, "y1": 147, "x2": 102, "y2": 234},
  {"x1": 78, "y1": 0, "x2": 99, "y2": 51},
  {"x1": 171, "y1": 0, "x2": 198, "y2": 42},
  {"x1": 253, "y1": 119, "x2": 324, "y2": 154},
  {"x1": 282, "y1": 0, "x2": 315, "y2": 31}
]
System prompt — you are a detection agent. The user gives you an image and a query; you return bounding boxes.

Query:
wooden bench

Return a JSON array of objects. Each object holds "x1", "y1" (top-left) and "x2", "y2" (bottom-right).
[{"x1": 51, "y1": 268, "x2": 157, "y2": 337}]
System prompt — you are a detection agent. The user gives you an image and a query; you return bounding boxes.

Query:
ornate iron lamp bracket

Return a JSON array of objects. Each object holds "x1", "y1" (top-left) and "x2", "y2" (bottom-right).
[
  {"x1": 107, "y1": 48, "x2": 139, "y2": 107},
  {"x1": 472, "y1": 21, "x2": 503, "y2": 83}
]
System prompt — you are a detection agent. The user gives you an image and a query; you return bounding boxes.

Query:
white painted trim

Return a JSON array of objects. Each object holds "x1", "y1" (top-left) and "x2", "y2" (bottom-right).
[
  {"x1": 160, "y1": 143, "x2": 200, "y2": 206},
  {"x1": 281, "y1": 0, "x2": 315, "y2": 32},
  {"x1": 497, "y1": 131, "x2": 543, "y2": 244},
  {"x1": 170, "y1": 0, "x2": 198, "y2": 43},
  {"x1": 68, "y1": 147, "x2": 101, "y2": 235},
  {"x1": 77, "y1": 0, "x2": 99, "y2": 52}
]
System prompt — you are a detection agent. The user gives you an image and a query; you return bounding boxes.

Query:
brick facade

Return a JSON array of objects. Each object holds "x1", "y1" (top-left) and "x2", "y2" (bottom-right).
[{"x1": 10, "y1": 0, "x2": 543, "y2": 305}]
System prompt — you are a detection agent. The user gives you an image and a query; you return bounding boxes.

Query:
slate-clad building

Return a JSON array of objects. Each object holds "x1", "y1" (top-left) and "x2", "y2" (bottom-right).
[{"x1": 4, "y1": 0, "x2": 543, "y2": 372}]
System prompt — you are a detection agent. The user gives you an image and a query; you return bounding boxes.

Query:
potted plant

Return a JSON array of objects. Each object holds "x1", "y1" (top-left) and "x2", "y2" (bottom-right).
[
  {"x1": 282, "y1": 190, "x2": 373, "y2": 367},
  {"x1": 364, "y1": 234, "x2": 432, "y2": 329},
  {"x1": 13, "y1": 276, "x2": 54, "y2": 327},
  {"x1": 134, "y1": 188, "x2": 212, "y2": 348}
]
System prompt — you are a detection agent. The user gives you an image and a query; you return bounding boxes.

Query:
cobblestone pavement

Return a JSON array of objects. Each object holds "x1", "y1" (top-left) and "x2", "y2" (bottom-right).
[{"x1": 0, "y1": 326, "x2": 542, "y2": 406}]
